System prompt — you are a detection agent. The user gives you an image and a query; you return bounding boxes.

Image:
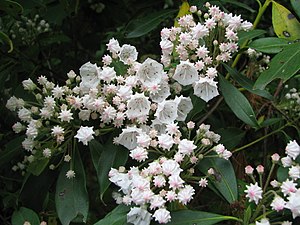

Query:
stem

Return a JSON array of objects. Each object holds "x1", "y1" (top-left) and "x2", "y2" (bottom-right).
[
  {"x1": 197, "y1": 96, "x2": 223, "y2": 126},
  {"x1": 263, "y1": 163, "x2": 276, "y2": 192},
  {"x1": 232, "y1": 123, "x2": 290, "y2": 153}
]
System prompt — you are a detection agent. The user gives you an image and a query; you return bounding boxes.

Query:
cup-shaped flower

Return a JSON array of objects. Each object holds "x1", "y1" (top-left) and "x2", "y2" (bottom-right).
[
  {"x1": 127, "y1": 207, "x2": 152, "y2": 225},
  {"x1": 174, "y1": 96, "x2": 193, "y2": 121},
  {"x1": 153, "y1": 208, "x2": 171, "y2": 224},
  {"x1": 114, "y1": 126, "x2": 143, "y2": 150},
  {"x1": 74, "y1": 126, "x2": 95, "y2": 145},
  {"x1": 285, "y1": 140, "x2": 300, "y2": 160},
  {"x1": 119, "y1": 44, "x2": 138, "y2": 64},
  {"x1": 126, "y1": 93, "x2": 151, "y2": 120},
  {"x1": 137, "y1": 58, "x2": 163, "y2": 87},
  {"x1": 154, "y1": 100, "x2": 177, "y2": 124},
  {"x1": 173, "y1": 61, "x2": 198, "y2": 86},
  {"x1": 194, "y1": 77, "x2": 219, "y2": 102}
]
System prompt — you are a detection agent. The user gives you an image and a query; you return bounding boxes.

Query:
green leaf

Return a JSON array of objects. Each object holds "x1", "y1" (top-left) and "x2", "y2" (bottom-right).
[
  {"x1": 12, "y1": 207, "x2": 40, "y2": 225},
  {"x1": 272, "y1": 1, "x2": 300, "y2": 41},
  {"x1": 174, "y1": 1, "x2": 191, "y2": 27},
  {"x1": 186, "y1": 94, "x2": 206, "y2": 121},
  {"x1": 166, "y1": 210, "x2": 240, "y2": 225},
  {"x1": 89, "y1": 138, "x2": 128, "y2": 200},
  {"x1": 111, "y1": 60, "x2": 128, "y2": 76},
  {"x1": 238, "y1": 29, "x2": 266, "y2": 45},
  {"x1": 254, "y1": 43, "x2": 300, "y2": 89},
  {"x1": 249, "y1": 37, "x2": 290, "y2": 54},
  {"x1": 27, "y1": 158, "x2": 49, "y2": 176},
  {"x1": 0, "y1": 31, "x2": 13, "y2": 53},
  {"x1": 197, "y1": 157, "x2": 238, "y2": 203},
  {"x1": 291, "y1": 0, "x2": 300, "y2": 18},
  {"x1": 93, "y1": 205, "x2": 130, "y2": 225},
  {"x1": 277, "y1": 166, "x2": 289, "y2": 182},
  {"x1": 0, "y1": 0, "x2": 23, "y2": 17},
  {"x1": 125, "y1": 9, "x2": 176, "y2": 38},
  {"x1": 243, "y1": 205, "x2": 252, "y2": 225},
  {"x1": 222, "y1": 63, "x2": 273, "y2": 100},
  {"x1": 55, "y1": 148, "x2": 89, "y2": 225},
  {"x1": 259, "y1": 117, "x2": 283, "y2": 128},
  {"x1": 219, "y1": 75, "x2": 259, "y2": 128},
  {"x1": 0, "y1": 135, "x2": 24, "y2": 168},
  {"x1": 217, "y1": 127, "x2": 245, "y2": 150}
]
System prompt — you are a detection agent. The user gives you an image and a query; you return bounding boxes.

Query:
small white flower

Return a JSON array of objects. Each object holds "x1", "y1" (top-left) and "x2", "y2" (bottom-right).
[
  {"x1": 285, "y1": 189, "x2": 300, "y2": 218},
  {"x1": 289, "y1": 165, "x2": 300, "y2": 180},
  {"x1": 106, "y1": 38, "x2": 121, "y2": 54},
  {"x1": 158, "y1": 134, "x2": 174, "y2": 151},
  {"x1": 66, "y1": 170, "x2": 75, "y2": 179},
  {"x1": 270, "y1": 196, "x2": 286, "y2": 212},
  {"x1": 51, "y1": 125, "x2": 64, "y2": 136},
  {"x1": 161, "y1": 159, "x2": 182, "y2": 176},
  {"x1": 74, "y1": 126, "x2": 95, "y2": 145},
  {"x1": 174, "y1": 96, "x2": 193, "y2": 121},
  {"x1": 58, "y1": 109, "x2": 73, "y2": 122},
  {"x1": 137, "y1": 58, "x2": 163, "y2": 87},
  {"x1": 194, "y1": 77, "x2": 219, "y2": 102},
  {"x1": 114, "y1": 126, "x2": 143, "y2": 150},
  {"x1": 126, "y1": 93, "x2": 151, "y2": 119},
  {"x1": 173, "y1": 61, "x2": 198, "y2": 86},
  {"x1": 42, "y1": 148, "x2": 51, "y2": 158},
  {"x1": 255, "y1": 218, "x2": 270, "y2": 225},
  {"x1": 286, "y1": 140, "x2": 300, "y2": 160},
  {"x1": 12, "y1": 122, "x2": 25, "y2": 133},
  {"x1": 178, "y1": 139, "x2": 197, "y2": 156},
  {"x1": 281, "y1": 156, "x2": 293, "y2": 168},
  {"x1": 154, "y1": 100, "x2": 177, "y2": 124},
  {"x1": 281, "y1": 179, "x2": 297, "y2": 196},
  {"x1": 127, "y1": 207, "x2": 151, "y2": 225},
  {"x1": 18, "y1": 108, "x2": 32, "y2": 122},
  {"x1": 119, "y1": 44, "x2": 138, "y2": 64},
  {"x1": 6, "y1": 96, "x2": 24, "y2": 111},
  {"x1": 177, "y1": 185, "x2": 195, "y2": 205},
  {"x1": 244, "y1": 182, "x2": 263, "y2": 204},
  {"x1": 130, "y1": 147, "x2": 148, "y2": 162},
  {"x1": 150, "y1": 82, "x2": 170, "y2": 103},
  {"x1": 22, "y1": 78, "x2": 37, "y2": 90},
  {"x1": 79, "y1": 62, "x2": 101, "y2": 94},
  {"x1": 99, "y1": 66, "x2": 116, "y2": 83},
  {"x1": 199, "y1": 178, "x2": 208, "y2": 187},
  {"x1": 136, "y1": 132, "x2": 151, "y2": 148},
  {"x1": 153, "y1": 208, "x2": 171, "y2": 224}
]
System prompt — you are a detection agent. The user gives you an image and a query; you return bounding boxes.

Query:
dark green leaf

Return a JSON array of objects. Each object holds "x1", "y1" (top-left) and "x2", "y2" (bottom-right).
[
  {"x1": 238, "y1": 29, "x2": 266, "y2": 45},
  {"x1": 223, "y1": 63, "x2": 273, "y2": 100},
  {"x1": 27, "y1": 158, "x2": 49, "y2": 176},
  {"x1": 12, "y1": 207, "x2": 40, "y2": 225},
  {"x1": 93, "y1": 205, "x2": 130, "y2": 225},
  {"x1": 219, "y1": 75, "x2": 259, "y2": 128},
  {"x1": 55, "y1": 148, "x2": 89, "y2": 225},
  {"x1": 291, "y1": 0, "x2": 300, "y2": 18},
  {"x1": 197, "y1": 157, "x2": 238, "y2": 203},
  {"x1": 0, "y1": 0, "x2": 23, "y2": 17},
  {"x1": 111, "y1": 60, "x2": 128, "y2": 76},
  {"x1": 125, "y1": 9, "x2": 177, "y2": 38},
  {"x1": 186, "y1": 94, "x2": 206, "y2": 121},
  {"x1": 243, "y1": 205, "x2": 252, "y2": 225},
  {"x1": 0, "y1": 135, "x2": 24, "y2": 168},
  {"x1": 217, "y1": 127, "x2": 245, "y2": 150},
  {"x1": 0, "y1": 31, "x2": 13, "y2": 53},
  {"x1": 166, "y1": 210, "x2": 240, "y2": 225},
  {"x1": 249, "y1": 37, "x2": 290, "y2": 54},
  {"x1": 260, "y1": 118, "x2": 283, "y2": 127},
  {"x1": 254, "y1": 43, "x2": 300, "y2": 89},
  {"x1": 277, "y1": 167, "x2": 289, "y2": 182}
]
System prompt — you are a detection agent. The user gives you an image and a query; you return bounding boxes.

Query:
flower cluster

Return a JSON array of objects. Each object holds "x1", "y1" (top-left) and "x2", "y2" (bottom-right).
[
  {"x1": 109, "y1": 123, "x2": 231, "y2": 224},
  {"x1": 244, "y1": 140, "x2": 300, "y2": 224}
]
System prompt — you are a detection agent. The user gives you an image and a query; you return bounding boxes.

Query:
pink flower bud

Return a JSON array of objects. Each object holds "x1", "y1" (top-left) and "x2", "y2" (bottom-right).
[
  {"x1": 245, "y1": 165, "x2": 254, "y2": 175},
  {"x1": 271, "y1": 153, "x2": 280, "y2": 162},
  {"x1": 256, "y1": 165, "x2": 264, "y2": 174}
]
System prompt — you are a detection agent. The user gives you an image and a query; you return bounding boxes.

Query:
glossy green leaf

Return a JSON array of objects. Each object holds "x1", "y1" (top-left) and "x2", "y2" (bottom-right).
[
  {"x1": 126, "y1": 9, "x2": 176, "y2": 38},
  {"x1": 238, "y1": 29, "x2": 266, "y2": 45},
  {"x1": 174, "y1": 1, "x2": 191, "y2": 27},
  {"x1": 277, "y1": 167, "x2": 289, "y2": 182},
  {"x1": 0, "y1": 135, "x2": 24, "y2": 168},
  {"x1": 222, "y1": 63, "x2": 273, "y2": 100},
  {"x1": 0, "y1": 0, "x2": 23, "y2": 17},
  {"x1": 243, "y1": 205, "x2": 252, "y2": 225},
  {"x1": 291, "y1": 0, "x2": 300, "y2": 18},
  {"x1": 254, "y1": 43, "x2": 300, "y2": 89},
  {"x1": 89, "y1": 138, "x2": 128, "y2": 200},
  {"x1": 93, "y1": 205, "x2": 130, "y2": 225},
  {"x1": 272, "y1": 1, "x2": 300, "y2": 41},
  {"x1": 27, "y1": 158, "x2": 49, "y2": 176},
  {"x1": 12, "y1": 207, "x2": 40, "y2": 225},
  {"x1": 219, "y1": 75, "x2": 259, "y2": 128},
  {"x1": 55, "y1": 148, "x2": 89, "y2": 225},
  {"x1": 249, "y1": 37, "x2": 290, "y2": 54},
  {"x1": 166, "y1": 210, "x2": 240, "y2": 225},
  {"x1": 197, "y1": 157, "x2": 238, "y2": 203},
  {"x1": 0, "y1": 31, "x2": 13, "y2": 53},
  {"x1": 186, "y1": 94, "x2": 206, "y2": 121},
  {"x1": 217, "y1": 127, "x2": 245, "y2": 150}
]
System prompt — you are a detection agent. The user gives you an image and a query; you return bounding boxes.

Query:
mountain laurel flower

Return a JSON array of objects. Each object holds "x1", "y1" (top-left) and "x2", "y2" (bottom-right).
[
  {"x1": 66, "y1": 170, "x2": 75, "y2": 179},
  {"x1": 127, "y1": 207, "x2": 152, "y2": 225},
  {"x1": 150, "y1": 82, "x2": 170, "y2": 103},
  {"x1": 58, "y1": 109, "x2": 73, "y2": 122},
  {"x1": 22, "y1": 78, "x2": 37, "y2": 91},
  {"x1": 194, "y1": 77, "x2": 219, "y2": 102},
  {"x1": 173, "y1": 61, "x2": 198, "y2": 86},
  {"x1": 285, "y1": 140, "x2": 300, "y2": 160},
  {"x1": 177, "y1": 185, "x2": 195, "y2": 205},
  {"x1": 255, "y1": 218, "x2": 270, "y2": 225},
  {"x1": 43, "y1": 148, "x2": 52, "y2": 158},
  {"x1": 256, "y1": 165, "x2": 264, "y2": 174},
  {"x1": 271, "y1": 153, "x2": 280, "y2": 162},
  {"x1": 174, "y1": 96, "x2": 193, "y2": 121},
  {"x1": 119, "y1": 44, "x2": 138, "y2": 64},
  {"x1": 99, "y1": 66, "x2": 116, "y2": 83},
  {"x1": 106, "y1": 38, "x2": 121, "y2": 54},
  {"x1": 114, "y1": 126, "x2": 143, "y2": 150},
  {"x1": 130, "y1": 147, "x2": 148, "y2": 162},
  {"x1": 178, "y1": 139, "x2": 197, "y2": 156},
  {"x1": 74, "y1": 126, "x2": 95, "y2": 145},
  {"x1": 154, "y1": 100, "x2": 177, "y2": 124},
  {"x1": 270, "y1": 196, "x2": 286, "y2": 212},
  {"x1": 137, "y1": 58, "x2": 163, "y2": 87},
  {"x1": 18, "y1": 108, "x2": 32, "y2": 122},
  {"x1": 153, "y1": 208, "x2": 171, "y2": 224},
  {"x1": 281, "y1": 156, "x2": 293, "y2": 168},
  {"x1": 158, "y1": 134, "x2": 174, "y2": 151},
  {"x1": 162, "y1": 159, "x2": 182, "y2": 176},
  {"x1": 245, "y1": 182, "x2": 263, "y2": 204},
  {"x1": 288, "y1": 165, "x2": 300, "y2": 180},
  {"x1": 51, "y1": 125, "x2": 64, "y2": 136},
  {"x1": 6, "y1": 96, "x2": 24, "y2": 111},
  {"x1": 12, "y1": 122, "x2": 25, "y2": 133},
  {"x1": 285, "y1": 189, "x2": 300, "y2": 218},
  {"x1": 281, "y1": 179, "x2": 297, "y2": 196},
  {"x1": 199, "y1": 177, "x2": 208, "y2": 187},
  {"x1": 126, "y1": 93, "x2": 151, "y2": 119}
]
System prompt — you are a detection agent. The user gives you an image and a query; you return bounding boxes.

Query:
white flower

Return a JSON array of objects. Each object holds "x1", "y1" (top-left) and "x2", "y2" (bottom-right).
[
  {"x1": 6, "y1": 96, "x2": 24, "y2": 111},
  {"x1": 26, "y1": 125, "x2": 38, "y2": 139},
  {"x1": 12, "y1": 122, "x2": 25, "y2": 133},
  {"x1": 150, "y1": 82, "x2": 170, "y2": 103},
  {"x1": 137, "y1": 58, "x2": 163, "y2": 87},
  {"x1": 281, "y1": 221, "x2": 293, "y2": 225},
  {"x1": 158, "y1": 134, "x2": 174, "y2": 151},
  {"x1": 74, "y1": 126, "x2": 95, "y2": 145},
  {"x1": 178, "y1": 139, "x2": 196, "y2": 156},
  {"x1": 58, "y1": 109, "x2": 73, "y2": 122},
  {"x1": 153, "y1": 208, "x2": 171, "y2": 224},
  {"x1": 127, "y1": 207, "x2": 151, "y2": 225},
  {"x1": 177, "y1": 185, "x2": 195, "y2": 205},
  {"x1": 154, "y1": 100, "x2": 177, "y2": 124},
  {"x1": 168, "y1": 174, "x2": 184, "y2": 189},
  {"x1": 270, "y1": 196, "x2": 286, "y2": 212},
  {"x1": 281, "y1": 179, "x2": 297, "y2": 196},
  {"x1": 126, "y1": 93, "x2": 150, "y2": 119},
  {"x1": 22, "y1": 138, "x2": 34, "y2": 151},
  {"x1": 52, "y1": 85, "x2": 64, "y2": 99},
  {"x1": 114, "y1": 126, "x2": 143, "y2": 150},
  {"x1": 281, "y1": 156, "x2": 293, "y2": 167},
  {"x1": 79, "y1": 62, "x2": 101, "y2": 94},
  {"x1": 173, "y1": 61, "x2": 198, "y2": 86},
  {"x1": 22, "y1": 78, "x2": 36, "y2": 90},
  {"x1": 174, "y1": 96, "x2": 193, "y2": 121},
  {"x1": 66, "y1": 170, "x2": 75, "y2": 179},
  {"x1": 43, "y1": 148, "x2": 52, "y2": 158},
  {"x1": 286, "y1": 140, "x2": 300, "y2": 160},
  {"x1": 289, "y1": 165, "x2": 300, "y2": 180},
  {"x1": 199, "y1": 178, "x2": 208, "y2": 187},
  {"x1": 160, "y1": 39, "x2": 173, "y2": 55},
  {"x1": 153, "y1": 175, "x2": 166, "y2": 187},
  {"x1": 99, "y1": 66, "x2": 116, "y2": 83},
  {"x1": 194, "y1": 77, "x2": 219, "y2": 102},
  {"x1": 18, "y1": 108, "x2": 32, "y2": 122},
  {"x1": 285, "y1": 189, "x2": 300, "y2": 218},
  {"x1": 130, "y1": 147, "x2": 148, "y2": 162},
  {"x1": 119, "y1": 44, "x2": 138, "y2": 64},
  {"x1": 78, "y1": 109, "x2": 91, "y2": 121},
  {"x1": 244, "y1": 182, "x2": 263, "y2": 204},
  {"x1": 255, "y1": 218, "x2": 270, "y2": 225},
  {"x1": 51, "y1": 125, "x2": 64, "y2": 136},
  {"x1": 106, "y1": 38, "x2": 121, "y2": 54},
  {"x1": 137, "y1": 133, "x2": 151, "y2": 148},
  {"x1": 191, "y1": 23, "x2": 209, "y2": 39},
  {"x1": 161, "y1": 159, "x2": 182, "y2": 176},
  {"x1": 150, "y1": 195, "x2": 166, "y2": 210}
]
